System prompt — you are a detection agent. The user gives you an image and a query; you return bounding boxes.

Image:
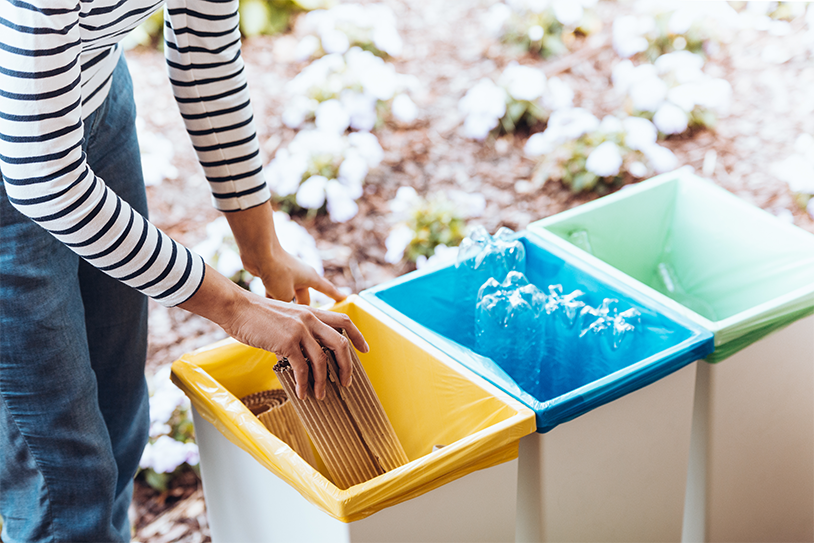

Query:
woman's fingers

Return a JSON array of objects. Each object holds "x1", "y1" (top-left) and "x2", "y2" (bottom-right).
[
  {"x1": 300, "y1": 332, "x2": 328, "y2": 400},
  {"x1": 295, "y1": 287, "x2": 310, "y2": 306},
  {"x1": 311, "y1": 308, "x2": 369, "y2": 353},
  {"x1": 312, "y1": 275, "x2": 347, "y2": 302},
  {"x1": 286, "y1": 346, "x2": 312, "y2": 401}
]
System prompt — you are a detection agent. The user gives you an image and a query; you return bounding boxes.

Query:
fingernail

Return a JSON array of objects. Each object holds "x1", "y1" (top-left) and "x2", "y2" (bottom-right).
[{"x1": 363, "y1": 341, "x2": 370, "y2": 353}]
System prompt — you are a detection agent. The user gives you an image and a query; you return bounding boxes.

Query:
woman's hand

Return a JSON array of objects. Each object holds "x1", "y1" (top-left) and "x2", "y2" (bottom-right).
[
  {"x1": 179, "y1": 265, "x2": 368, "y2": 400},
  {"x1": 225, "y1": 201, "x2": 346, "y2": 304}
]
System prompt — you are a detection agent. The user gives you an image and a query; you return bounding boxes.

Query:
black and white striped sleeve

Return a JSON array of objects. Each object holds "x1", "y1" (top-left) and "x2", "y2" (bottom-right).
[
  {"x1": 0, "y1": 0, "x2": 205, "y2": 307},
  {"x1": 164, "y1": 0, "x2": 271, "y2": 212}
]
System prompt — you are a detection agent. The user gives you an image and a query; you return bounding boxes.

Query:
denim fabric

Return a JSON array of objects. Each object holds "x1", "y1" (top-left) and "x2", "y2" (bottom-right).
[{"x1": 0, "y1": 54, "x2": 150, "y2": 542}]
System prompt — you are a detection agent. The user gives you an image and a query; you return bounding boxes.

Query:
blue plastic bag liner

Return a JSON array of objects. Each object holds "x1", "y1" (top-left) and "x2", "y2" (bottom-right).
[
  {"x1": 529, "y1": 170, "x2": 814, "y2": 362},
  {"x1": 362, "y1": 231, "x2": 714, "y2": 432}
]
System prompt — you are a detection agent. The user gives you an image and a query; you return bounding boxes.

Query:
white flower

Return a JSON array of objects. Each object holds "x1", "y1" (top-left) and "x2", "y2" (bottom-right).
[
  {"x1": 141, "y1": 436, "x2": 199, "y2": 473},
  {"x1": 693, "y1": 78, "x2": 732, "y2": 114},
  {"x1": 524, "y1": 108, "x2": 600, "y2": 156},
  {"x1": 653, "y1": 103, "x2": 689, "y2": 134},
  {"x1": 373, "y1": 24, "x2": 403, "y2": 57},
  {"x1": 668, "y1": 8, "x2": 695, "y2": 35},
  {"x1": 149, "y1": 421, "x2": 172, "y2": 438},
  {"x1": 459, "y1": 79, "x2": 508, "y2": 118},
  {"x1": 553, "y1": 0, "x2": 583, "y2": 26},
  {"x1": 338, "y1": 150, "x2": 369, "y2": 186},
  {"x1": 808, "y1": 198, "x2": 814, "y2": 220},
  {"x1": 148, "y1": 368, "x2": 188, "y2": 425},
  {"x1": 629, "y1": 161, "x2": 648, "y2": 177},
  {"x1": 321, "y1": 29, "x2": 350, "y2": 55},
  {"x1": 296, "y1": 175, "x2": 328, "y2": 209},
  {"x1": 389, "y1": 186, "x2": 420, "y2": 217},
  {"x1": 541, "y1": 76, "x2": 574, "y2": 111},
  {"x1": 546, "y1": 107, "x2": 600, "y2": 140},
  {"x1": 282, "y1": 96, "x2": 317, "y2": 129},
  {"x1": 629, "y1": 76, "x2": 668, "y2": 112},
  {"x1": 524, "y1": 131, "x2": 557, "y2": 156},
  {"x1": 642, "y1": 143, "x2": 679, "y2": 173},
  {"x1": 586, "y1": 141, "x2": 623, "y2": 177},
  {"x1": 296, "y1": 35, "x2": 321, "y2": 61},
  {"x1": 599, "y1": 115, "x2": 624, "y2": 135},
  {"x1": 348, "y1": 48, "x2": 398, "y2": 100},
  {"x1": 266, "y1": 151, "x2": 309, "y2": 197},
  {"x1": 771, "y1": 155, "x2": 814, "y2": 194},
  {"x1": 666, "y1": 83, "x2": 699, "y2": 112},
  {"x1": 464, "y1": 114, "x2": 500, "y2": 141},
  {"x1": 249, "y1": 276, "x2": 265, "y2": 295},
  {"x1": 655, "y1": 51, "x2": 705, "y2": 83},
  {"x1": 348, "y1": 131, "x2": 384, "y2": 167},
  {"x1": 392, "y1": 94, "x2": 419, "y2": 123},
  {"x1": 500, "y1": 63, "x2": 546, "y2": 102},
  {"x1": 315, "y1": 99, "x2": 350, "y2": 134},
  {"x1": 385, "y1": 224, "x2": 414, "y2": 263},
  {"x1": 215, "y1": 246, "x2": 244, "y2": 278},
  {"x1": 340, "y1": 90, "x2": 378, "y2": 131},
  {"x1": 416, "y1": 244, "x2": 459, "y2": 270},
  {"x1": 484, "y1": 3, "x2": 512, "y2": 36},
  {"x1": 528, "y1": 24, "x2": 545, "y2": 41},
  {"x1": 795, "y1": 133, "x2": 814, "y2": 157},
  {"x1": 623, "y1": 116, "x2": 658, "y2": 150},
  {"x1": 273, "y1": 211, "x2": 323, "y2": 274},
  {"x1": 325, "y1": 180, "x2": 359, "y2": 222},
  {"x1": 613, "y1": 15, "x2": 654, "y2": 58}
]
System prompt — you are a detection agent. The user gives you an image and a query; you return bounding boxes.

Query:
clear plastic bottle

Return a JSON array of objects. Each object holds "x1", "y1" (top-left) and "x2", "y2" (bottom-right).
[
  {"x1": 475, "y1": 271, "x2": 546, "y2": 396},
  {"x1": 457, "y1": 226, "x2": 526, "y2": 284},
  {"x1": 578, "y1": 299, "x2": 642, "y2": 378},
  {"x1": 541, "y1": 285, "x2": 587, "y2": 399}
]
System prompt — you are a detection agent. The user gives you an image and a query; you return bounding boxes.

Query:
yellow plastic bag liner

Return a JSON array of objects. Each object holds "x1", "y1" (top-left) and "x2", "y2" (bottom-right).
[{"x1": 171, "y1": 296, "x2": 536, "y2": 522}]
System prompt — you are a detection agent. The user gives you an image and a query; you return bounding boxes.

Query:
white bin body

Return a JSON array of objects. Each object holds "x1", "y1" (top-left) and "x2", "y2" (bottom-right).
[
  {"x1": 682, "y1": 314, "x2": 814, "y2": 543},
  {"x1": 192, "y1": 408, "x2": 519, "y2": 543},
  {"x1": 516, "y1": 361, "x2": 698, "y2": 543}
]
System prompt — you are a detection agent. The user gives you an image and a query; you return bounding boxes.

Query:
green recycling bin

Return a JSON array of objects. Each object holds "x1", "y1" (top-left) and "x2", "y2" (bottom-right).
[{"x1": 530, "y1": 170, "x2": 814, "y2": 542}]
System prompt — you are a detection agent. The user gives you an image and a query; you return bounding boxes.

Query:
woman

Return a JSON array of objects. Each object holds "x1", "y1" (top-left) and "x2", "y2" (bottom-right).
[{"x1": 0, "y1": 0, "x2": 366, "y2": 540}]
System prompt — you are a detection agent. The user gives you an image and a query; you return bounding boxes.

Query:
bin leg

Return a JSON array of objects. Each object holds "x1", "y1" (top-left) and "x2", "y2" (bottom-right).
[
  {"x1": 704, "y1": 315, "x2": 814, "y2": 543},
  {"x1": 516, "y1": 362, "x2": 697, "y2": 543},
  {"x1": 682, "y1": 361, "x2": 710, "y2": 543}
]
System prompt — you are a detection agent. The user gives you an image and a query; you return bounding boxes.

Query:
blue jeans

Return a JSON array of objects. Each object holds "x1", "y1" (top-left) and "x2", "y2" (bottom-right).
[{"x1": 0, "y1": 54, "x2": 150, "y2": 542}]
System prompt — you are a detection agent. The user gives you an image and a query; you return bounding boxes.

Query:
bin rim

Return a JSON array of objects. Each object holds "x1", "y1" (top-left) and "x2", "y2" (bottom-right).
[
  {"x1": 361, "y1": 232, "x2": 714, "y2": 432},
  {"x1": 529, "y1": 170, "x2": 814, "y2": 347}
]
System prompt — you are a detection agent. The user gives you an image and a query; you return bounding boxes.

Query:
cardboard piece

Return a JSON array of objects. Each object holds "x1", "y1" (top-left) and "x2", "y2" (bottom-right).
[
  {"x1": 240, "y1": 389, "x2": 318, "y2": 469},
  {"x1": 274, "y1": 331, "x2": 409, "y2": 489}
]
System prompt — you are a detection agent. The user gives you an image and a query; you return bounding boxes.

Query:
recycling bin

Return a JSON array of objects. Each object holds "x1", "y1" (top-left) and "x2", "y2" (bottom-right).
[
  {"x1": 171, "y1": 296, "x2": 536, "y2": 542},
  {"x1": 530, "y1": 170, "x2": 814, "y2": 542},
  {"x1": 362, "y1": 231, "x2": 714, "y2": 542}
]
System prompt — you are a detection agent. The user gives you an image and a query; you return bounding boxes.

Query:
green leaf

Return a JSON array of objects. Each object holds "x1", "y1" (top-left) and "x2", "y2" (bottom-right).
[{"x1": 145, "y1": 470, "x2": 170, "y2": 492}]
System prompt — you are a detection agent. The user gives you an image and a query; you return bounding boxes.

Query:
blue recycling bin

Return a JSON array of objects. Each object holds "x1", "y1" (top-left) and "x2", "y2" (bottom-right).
[{"x1": 362, "y1": 230, "x2": 713, "y2": 542}]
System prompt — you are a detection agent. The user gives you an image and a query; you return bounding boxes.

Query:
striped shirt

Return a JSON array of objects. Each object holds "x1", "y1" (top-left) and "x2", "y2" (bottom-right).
[{"x1": 0, "y1": 0, "x2": 270, "y2": 307}]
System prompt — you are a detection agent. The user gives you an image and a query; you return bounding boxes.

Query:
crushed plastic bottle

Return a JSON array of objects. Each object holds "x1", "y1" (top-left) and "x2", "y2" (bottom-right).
[
  {"x1": 541, "y1": 285, "x2": 587, "y2": 398},
  {"x1": 457, "y1": 225, "x2": 526, "y2": 281},
  {"x1": 578, "y1": 299, "x2": 642, "y2": 377},
  {"x1": 475, "y1": 271, "x2": 546, "y2": 395}
]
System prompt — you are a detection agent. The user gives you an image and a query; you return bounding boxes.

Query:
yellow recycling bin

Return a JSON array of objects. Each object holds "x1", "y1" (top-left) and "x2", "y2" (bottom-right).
[{"x1": 171, "y1": 296, "x2": 536, "y2": 542}]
